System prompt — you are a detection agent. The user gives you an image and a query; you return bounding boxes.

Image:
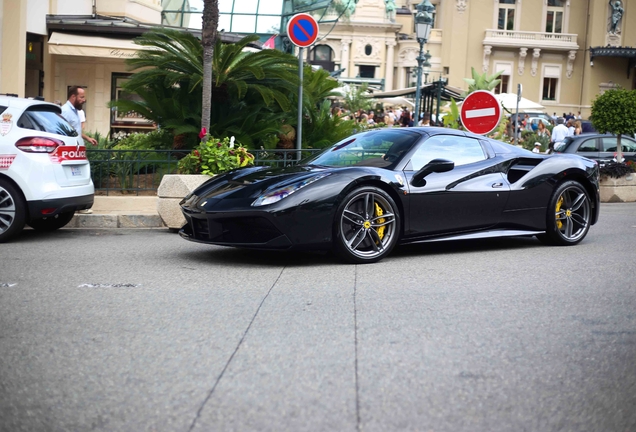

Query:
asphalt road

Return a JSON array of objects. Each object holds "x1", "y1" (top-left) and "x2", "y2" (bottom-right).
[{"x1": 1, "y1": 203, "x2": 635, "y2": 432}]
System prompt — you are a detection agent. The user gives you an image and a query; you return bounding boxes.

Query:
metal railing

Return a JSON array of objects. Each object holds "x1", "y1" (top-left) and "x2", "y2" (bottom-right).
[
  {"x1": 86, "y1": 148, "x2": 324, "y2": 195},
  {"x1": 483, "y1": 29, "x2": 579, "y2": 49}
]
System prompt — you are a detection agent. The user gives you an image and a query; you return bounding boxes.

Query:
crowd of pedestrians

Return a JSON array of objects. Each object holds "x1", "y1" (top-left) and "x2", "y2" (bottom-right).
[{"x1": 332, "y1": 106, "x2": 444, "y2": 129}]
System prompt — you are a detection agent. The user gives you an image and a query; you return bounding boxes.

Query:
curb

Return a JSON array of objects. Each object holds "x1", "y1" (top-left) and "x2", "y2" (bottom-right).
[{"x1": 68, "y1": 214, "x2": 166, "y2": 229}]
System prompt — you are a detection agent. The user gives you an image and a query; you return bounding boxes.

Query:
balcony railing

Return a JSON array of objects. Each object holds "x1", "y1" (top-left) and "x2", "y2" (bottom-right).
[{"x1": 483, "y1": 29, "x2": 579, "y2": 50}]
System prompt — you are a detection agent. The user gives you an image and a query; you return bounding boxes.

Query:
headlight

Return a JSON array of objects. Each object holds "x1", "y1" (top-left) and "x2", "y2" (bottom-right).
[{"x1": 252, "y1": 173, "x2": 331, "y2": 206}]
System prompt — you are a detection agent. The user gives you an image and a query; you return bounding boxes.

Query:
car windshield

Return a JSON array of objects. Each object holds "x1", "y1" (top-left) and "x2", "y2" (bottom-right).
[
  {"x1": 553, "y1": 136, "x2": 574, "y2": 153},
  {"x1": 17, "y1": 106, "x2": 78, "y2": 137},
  {"x1": 302, "y1": 129, "x2": 421, "y2": 168}
]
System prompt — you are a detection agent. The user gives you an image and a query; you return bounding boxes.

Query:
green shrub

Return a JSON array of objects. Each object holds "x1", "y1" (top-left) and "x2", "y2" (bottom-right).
[
  {"x1": 520, "y1": 132, "x2": 550, "y2": 152},
  {"x1": 600, "y1": 162, "x2": 636, "y2": 178},
  {"x1": 178, "y1": 136, "x2": 255, "y2": 175}
]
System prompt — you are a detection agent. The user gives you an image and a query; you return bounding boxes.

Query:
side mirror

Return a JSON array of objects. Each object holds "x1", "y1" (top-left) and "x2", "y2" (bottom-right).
[{"x1": 410, "y1": 158, "x2": 454, "y2": 187}]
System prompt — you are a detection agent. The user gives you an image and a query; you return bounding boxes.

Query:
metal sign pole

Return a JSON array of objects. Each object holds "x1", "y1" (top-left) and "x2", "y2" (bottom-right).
[
  {"x1": 296, "y1": 47, "x2": 304, "y2": 161},
  {"x1": 514, "y1": 83, "x2": 522, "y2": 147}
]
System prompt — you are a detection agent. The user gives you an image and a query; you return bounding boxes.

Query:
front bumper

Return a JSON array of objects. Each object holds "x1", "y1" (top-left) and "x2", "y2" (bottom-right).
[{"x1": 179, "y1": 204, "x2": 335, "y2": 251}]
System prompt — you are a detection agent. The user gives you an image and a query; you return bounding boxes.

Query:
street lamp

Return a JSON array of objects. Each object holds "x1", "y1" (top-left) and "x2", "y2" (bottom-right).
[
  {"x1": 422, "y1": 50, "x2": 431, "y2": 84},
  {"x1": 413, "y1": 0, "x2": 435, "y2": 125}
]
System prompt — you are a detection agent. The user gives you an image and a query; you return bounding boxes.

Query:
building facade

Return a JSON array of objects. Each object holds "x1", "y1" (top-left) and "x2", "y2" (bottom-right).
[
  {"x1": 1, "y1": 0, "x2": 634, "y2": 136},
  {"x1": 0, "y1": 0, "x2": 247, "y2": 136},
  {"x1": 304, "y1": 0, "x2": 635, "y2": 117}
]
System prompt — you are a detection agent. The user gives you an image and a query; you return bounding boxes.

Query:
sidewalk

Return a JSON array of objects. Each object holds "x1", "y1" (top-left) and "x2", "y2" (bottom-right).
[{"x1": 68, "y1": 196, "x2": 166, "y2": 229}]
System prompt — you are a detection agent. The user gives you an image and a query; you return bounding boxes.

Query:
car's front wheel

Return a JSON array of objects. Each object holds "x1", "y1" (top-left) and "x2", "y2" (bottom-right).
[
  {"x1": 333, "y1": 186, "x2": 400, "y2": 264},
  {"x1": 28, "y1": 211, "x2": 75, "y2": 232},
  {"x1": 0, "y1": 179, "x2": 26, "y2": 243},
  {"x1": 540, "y1": 180, "x2": 591, "y2": 246}
]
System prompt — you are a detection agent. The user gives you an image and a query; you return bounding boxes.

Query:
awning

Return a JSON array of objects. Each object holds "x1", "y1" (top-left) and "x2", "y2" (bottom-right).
[
  {"x1": 494, "y1": 93, "x2": 544, "y2": 111},
  {"x1": 371, "y1": 83, "x2": 465, "y2": 101},
  {"x1": 589, "y1": 46, "x2": 636, "y2": 60},
  {"x1": 48, "y1": 32, "x2": 147, "y2": 59}
]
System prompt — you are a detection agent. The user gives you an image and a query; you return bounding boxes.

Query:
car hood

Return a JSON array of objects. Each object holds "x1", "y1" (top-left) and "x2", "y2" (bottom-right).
[{"x1": 189, "y1": 164, "x2": 334, "y2": 202}]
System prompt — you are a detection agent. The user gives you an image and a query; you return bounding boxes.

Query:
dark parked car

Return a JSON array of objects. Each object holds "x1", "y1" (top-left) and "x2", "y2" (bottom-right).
[
  {"x1": 580, "y1": 120, "x2": 596, "y2": 133},
  {"x1": 180, "y1": 128, "x2": 600, "y2": 263},
  {"x1": 554, "y1": 133, "x2": 636, "y2": 165}
]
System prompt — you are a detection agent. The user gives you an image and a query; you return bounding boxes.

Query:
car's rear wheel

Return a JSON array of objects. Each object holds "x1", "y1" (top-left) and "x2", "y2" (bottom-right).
[
  {"x1": 0, "y1": 179, "x2": 26, "y2": 243},
  {"x1": 28, "y1": 211, "x2": 75, "y2": 232},
  {"x1": 540, "y1": 180, "x2": 591, "y2": 246},
  {"x1": 333, "y1": 186, "x2": 400, "y2": 264}
]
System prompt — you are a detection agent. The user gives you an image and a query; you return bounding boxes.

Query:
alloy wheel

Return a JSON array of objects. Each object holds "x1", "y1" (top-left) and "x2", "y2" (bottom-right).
[
  {"x1": 554, "y1": 185, "x2": 590, "y2": 242},
  {"x1": 0, "y1": 185, "x2": 17, "y2": 235},
  {"x1": 339, "y1": 191, "x2": 397, "y2": 260}
]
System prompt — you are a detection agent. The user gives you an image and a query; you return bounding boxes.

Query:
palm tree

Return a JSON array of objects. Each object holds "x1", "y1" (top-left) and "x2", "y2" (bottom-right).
[
  {"x1": 342, "y1": 83, "x2": 374, "y2": 113},
  {"x1": 110, "y1": 30, "x2": 299, "y2": 148},
  {"x1": 462, "y1": 67, "x2": 503, "y2": 96},
  {"x1": 201, "y1": 0, "x2": 218, "y2": 133}
]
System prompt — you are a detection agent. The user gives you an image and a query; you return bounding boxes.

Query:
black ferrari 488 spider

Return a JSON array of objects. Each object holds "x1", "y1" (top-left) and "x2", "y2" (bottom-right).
[{"x1": 179, "y1": 128, "x2": 600, "y2": 263}]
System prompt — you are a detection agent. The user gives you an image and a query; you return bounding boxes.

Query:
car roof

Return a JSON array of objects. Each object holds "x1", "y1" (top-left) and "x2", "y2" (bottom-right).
[
  {"x1": 0, "y1": 95, "x2": 61, "y2": 112},
  {"x1": 567, "y1": 133, "x2": 626, "y2": 140}
]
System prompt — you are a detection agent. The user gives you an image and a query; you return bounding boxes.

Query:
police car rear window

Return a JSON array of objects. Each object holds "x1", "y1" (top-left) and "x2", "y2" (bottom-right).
[
  {"x1": 0, "y1": 106, "x2": 7, "y2": 114},
  {"x1": 17, "y1": 106, "x2": 78, "y2": 137}
]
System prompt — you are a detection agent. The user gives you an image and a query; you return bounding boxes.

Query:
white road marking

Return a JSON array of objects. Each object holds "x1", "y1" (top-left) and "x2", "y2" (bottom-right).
[
  {"x1": 78, "y1": 283, "x2": 141, "y2": 288},
  {"x1": 465, "y1": 107, "x2": 496, "y2": 118}
]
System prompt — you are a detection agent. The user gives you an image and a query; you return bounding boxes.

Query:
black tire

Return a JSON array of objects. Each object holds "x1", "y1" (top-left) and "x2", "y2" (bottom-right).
[
  {"x1": 28, "y1": 211, "x2": 75, "y2": 232},
  {"x1": 333, "y1": 186, "x2": 401, "y2": 264},
  {"x1": 541, "y1": 180, "x2": 591, "y2": 246},
  {"x1": 0, "y1": 179, "x2": 26, "y2": 243}
]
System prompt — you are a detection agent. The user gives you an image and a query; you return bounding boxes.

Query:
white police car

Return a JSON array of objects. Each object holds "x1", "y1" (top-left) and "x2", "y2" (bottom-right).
[{"x1": 0, "y1": 95, "x2": 94, "y2": 242}]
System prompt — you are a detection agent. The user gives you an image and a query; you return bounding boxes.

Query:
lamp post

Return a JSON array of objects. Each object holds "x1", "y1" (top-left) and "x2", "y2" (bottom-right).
[
  {"x1": 422, "y1": 50, "x2": 431, "y2": 84},
  {"x1": 413, "y1": 0, "x2": 435, "y2": 125},
  {"x1": 422, "y1": 50, "x2": 431, "y2": 117}
]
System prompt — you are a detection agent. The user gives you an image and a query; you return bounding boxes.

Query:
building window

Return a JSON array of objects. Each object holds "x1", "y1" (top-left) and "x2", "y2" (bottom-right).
[
  {"x1": 545, "y1": 0, "x2": 564, "y2": 33},
  {"x1": 310, "y1": 45, "x2": 335, "y2": 72},
  {"x1": 541, "y1": 65, "x2": 561, "y2": 102},
  {"x1": 359, "y1": 65, "x2": 376, "y2": 78},
  {"x1": 542, "y1": 78, "x2": 558, "y2": 100},
  {"x1": 497, "y1": 0, "x2": 516, "y2": 31},
  {"x1": 495, "y1": 75, "x2": 510, "y2": 94},
  {"x1": 110, "y1": 73, "x2": 154, "y2": 133}
]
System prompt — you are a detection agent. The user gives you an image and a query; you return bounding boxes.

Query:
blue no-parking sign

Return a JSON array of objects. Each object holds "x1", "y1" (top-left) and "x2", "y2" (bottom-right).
[{"x1": 286, "y1": 13, "x2": 319, "y2": 48}]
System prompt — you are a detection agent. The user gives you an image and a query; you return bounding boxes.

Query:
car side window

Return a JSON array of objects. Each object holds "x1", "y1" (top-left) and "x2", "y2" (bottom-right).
[
  {"x1": 577, "y1": 139, "x2": 597, "y2": 153},
  {"x1": 621, "y1": 138, "x2": 636, "y2": 152},
  {"x1": 601, "y1": 137, "x2": 617, "y2": 152},
  {"x1": 408, "y1": 135, "x2": 486, "y2": 171}
]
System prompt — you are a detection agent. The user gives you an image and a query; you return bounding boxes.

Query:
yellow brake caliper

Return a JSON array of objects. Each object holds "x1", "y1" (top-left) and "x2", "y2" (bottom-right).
[
  {"x1": 556, "y1": 196, "x2": 564, "y2": 230},
  {"x1": 374, "y1": 202, "x2": 386, "y2": 241}
]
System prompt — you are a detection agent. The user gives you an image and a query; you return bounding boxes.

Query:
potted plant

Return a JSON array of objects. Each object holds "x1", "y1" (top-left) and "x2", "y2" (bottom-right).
[
  {"x1": 157, "y1": 133, "x2": 255, "y2": 229},
  {"x1": 591, "y1": 88, "x2": 636, "y2": 202}
]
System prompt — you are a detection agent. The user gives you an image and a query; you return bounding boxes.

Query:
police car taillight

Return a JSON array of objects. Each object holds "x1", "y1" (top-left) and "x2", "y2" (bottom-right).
[{"x1": 15, "y1": 137, "x2": 62, "y2": 153}]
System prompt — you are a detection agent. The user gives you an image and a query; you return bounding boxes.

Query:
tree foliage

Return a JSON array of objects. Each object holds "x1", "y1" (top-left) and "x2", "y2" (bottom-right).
[
  {"x1": 110, "y1": 30, "x2": 298, "y2": 149},
  {"x1": 591, "y1": 88, "x2": 636, "y2": 162},
  {"x1": 342, "y1": 83, "x2": 374, "y2": 113},
  {"x1": 591, "y1": 89, "x2": 636, "y2": 136},
  {"x1": 462, "y1": 67, "x2": 503, "y2": 96}
]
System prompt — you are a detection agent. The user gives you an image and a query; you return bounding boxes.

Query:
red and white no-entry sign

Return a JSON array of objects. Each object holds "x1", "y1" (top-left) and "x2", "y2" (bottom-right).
[{"x1": 460, "y1": 90, "x2": 502, "y2": 135}]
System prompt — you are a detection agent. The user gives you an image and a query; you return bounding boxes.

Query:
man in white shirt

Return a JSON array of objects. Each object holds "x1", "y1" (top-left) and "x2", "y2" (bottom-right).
[
  {"x1": 61, "y1": 86, "x2": 97, "y2": 146},
  {"x1": 550, "y1": 117, "x2": 569, "y2": 152}
]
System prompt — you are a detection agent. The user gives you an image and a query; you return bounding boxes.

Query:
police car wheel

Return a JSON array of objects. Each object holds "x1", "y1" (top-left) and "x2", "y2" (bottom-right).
[
  {"x1": 0, "y1": 179, "x2": 26, "y2": 243},
  {"x1": 28, "y1": 211, "x2": 75, "y2": 232}
]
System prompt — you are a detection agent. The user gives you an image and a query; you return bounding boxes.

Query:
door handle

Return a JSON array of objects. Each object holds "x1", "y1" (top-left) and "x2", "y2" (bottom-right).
[{"x1": 492, "y1": 182, "x2": 503, "y2": 188}]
